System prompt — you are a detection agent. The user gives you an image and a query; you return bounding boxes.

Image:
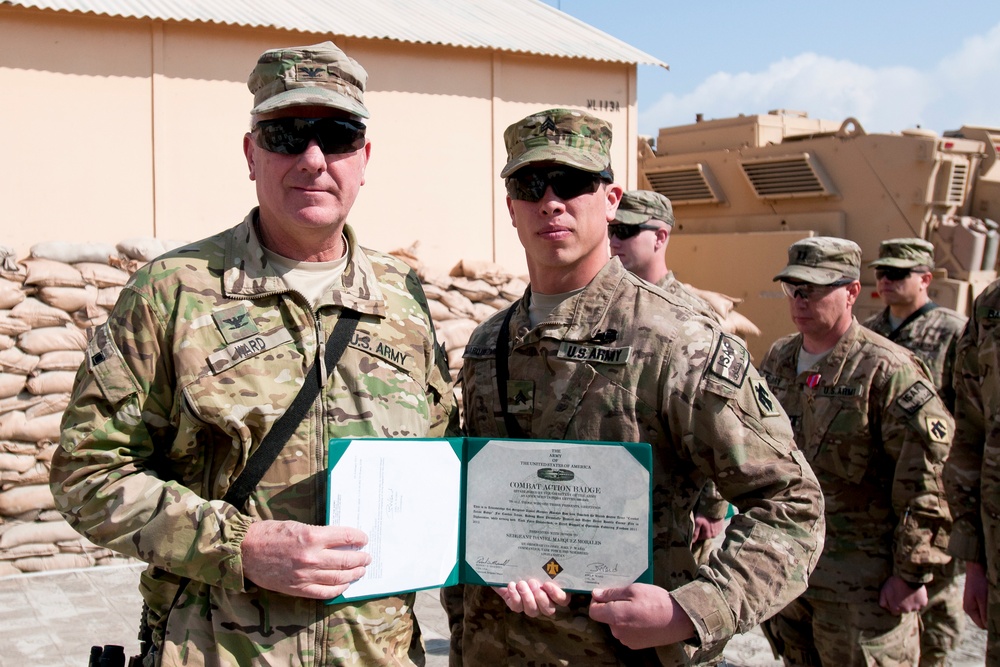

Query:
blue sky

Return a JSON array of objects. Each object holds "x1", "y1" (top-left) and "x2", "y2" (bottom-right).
[{"x1": 541, "y1": 1, "x2": 1000, "y2": 137}]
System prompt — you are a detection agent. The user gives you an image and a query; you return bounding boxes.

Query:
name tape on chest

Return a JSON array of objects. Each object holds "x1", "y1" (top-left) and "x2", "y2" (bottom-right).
[
  {"x1": 348, "y1": 331, "x2": 413, "y2": 370},
  {"x1": 207, "y1": 328, "x2": 294, "y2": 373},
  {"x1": 896, "y1": 380, "x2": 936, "y2": 415},
  {"x1": 708, "y1": 334, "x2": 749, "y2": 387},
  {"x1": 464, "y1": 344, "x2": 497, "y2": 359},
  {"x1": 821, "y1": 384, "x2": 863, "y2": 397},
  {"x1": 557, "y1": 341, "x2": 632, "y2": 365}
]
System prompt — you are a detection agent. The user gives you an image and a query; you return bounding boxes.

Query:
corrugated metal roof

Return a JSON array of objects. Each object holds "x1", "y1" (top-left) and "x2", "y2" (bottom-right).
[{"x1": 5, "y1": 0, "x2": 668, "y2": 68}]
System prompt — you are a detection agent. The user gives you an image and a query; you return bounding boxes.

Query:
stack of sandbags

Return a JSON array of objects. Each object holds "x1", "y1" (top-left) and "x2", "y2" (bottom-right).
[
  {"x1": 389, "y1": 244, "x2": 527, "y2": 391},
  {"x1": 0, "y1": 241, "x2": 155, "y2": 576}
]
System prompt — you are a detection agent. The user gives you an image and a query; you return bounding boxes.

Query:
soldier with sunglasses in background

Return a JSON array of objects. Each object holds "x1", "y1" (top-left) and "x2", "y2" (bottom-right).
[
  {"x1": 608, "y1": 190, "x2": 729, "y2": 567},
  {"x1": 453, "y1": 109, "x2": 825, "y2": 666},
  {"x1": 50, "y1": 42, "x2": 457, "y2": 666},
  {"x1": 759, "y1": 237, "x2": 953, "y2": 666},
  {"x1": 862, "y1": 238, "x2": 967, "y2": 667}
]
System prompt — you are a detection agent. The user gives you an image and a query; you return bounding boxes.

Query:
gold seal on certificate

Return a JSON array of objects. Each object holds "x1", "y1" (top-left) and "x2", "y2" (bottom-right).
[{"x1": 463, "y1": 438, "x2": 651, "y2": 592}]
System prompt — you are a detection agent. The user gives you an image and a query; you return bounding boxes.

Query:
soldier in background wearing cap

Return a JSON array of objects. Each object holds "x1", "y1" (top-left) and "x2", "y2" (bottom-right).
[
  {"x1": 454, "y1": 108, "x2": 825, "y2": 665},
  {"x1": 759, "y1": 237, "x2": 953, "y2": 666},
  {"x1": 862, "y1": 238, "x2": 967, "y2": 667},
  {"x1": 50, "y1": 42, "x2": 457, "y2": 665},
  {"x1": 609, "y1": 189, "x2": 729, "y2": 567}
]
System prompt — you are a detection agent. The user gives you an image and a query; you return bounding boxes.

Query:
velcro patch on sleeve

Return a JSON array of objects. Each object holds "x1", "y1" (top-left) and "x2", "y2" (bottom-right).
[
  {"x1": 925, "y1": 416, "x2": 950, "y2": 443},
  {"x1": 896, "y1": 380, "x2": 935, "y2": 416},
  {"x1": 708, "y1": 334, "x2": 749, "y2": 387},
  {"x1": 751, "y1": 378, "x2": 781, "y2": 417}
]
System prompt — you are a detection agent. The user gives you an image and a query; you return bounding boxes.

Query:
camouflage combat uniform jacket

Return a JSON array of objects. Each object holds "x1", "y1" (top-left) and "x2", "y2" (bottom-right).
[
  {"x1": 656, "y1": 273, "x2": 728, "y2": 523},
  {"x1": 759, "y1": 320, "x2": 953, "y2": 602},
  {"x1": 947, "y1": 279, "x2": 1000, "y2": 588},
  {"x1": 863, "y1": 303, "x2": 966, "y2": 412},
  {"x1": 460, "y1": 259, "x2": 825, "y2": 666},
  {"x1": 50, "y1": 211, "x2": 458, "y2": 666}
]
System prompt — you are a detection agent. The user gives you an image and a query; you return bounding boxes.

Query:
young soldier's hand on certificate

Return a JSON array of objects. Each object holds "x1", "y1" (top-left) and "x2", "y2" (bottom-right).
[
  {"x1": 494, "y1": 579, "x2": 571, "y2": 617},
  {"x1": 589, "y1": 584, "x2": 696, "y2": 649}
]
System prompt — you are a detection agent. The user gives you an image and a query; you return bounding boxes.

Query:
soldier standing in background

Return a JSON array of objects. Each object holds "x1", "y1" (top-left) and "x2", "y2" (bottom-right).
[
  {"x1": 760, "y1": 237, "x2": 954, "y2": 666},
  {"x1": 946, "y1": 278, "x2": 1000, "y2": 666},
  {"x1": 862, "y1": 237, "x2": 967, "y2": 666},
  {"x1": 50, "y1": 41, "x2": 457, "y2": 666},
  {"x1": 608, "y1": 189, "x2": 728, "y2": 565},
  {"x1": 863, "y1": 238, "x2": 967, "y2": 412},
  {"x1": 454, "y1": 108, "x2": 825, "y2": 666}
]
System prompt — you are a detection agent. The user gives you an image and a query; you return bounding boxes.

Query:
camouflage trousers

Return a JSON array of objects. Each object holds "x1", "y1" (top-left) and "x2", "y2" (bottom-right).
[
  {"x1": 917, "y1": 561, "x2": 964, "y2": 667},
  {"x1": 988, "y1": 577, "x2": 1000, "y2": 667},
  {"x1": 763, "y1": 596, "x2": 920, "y2": 666}
]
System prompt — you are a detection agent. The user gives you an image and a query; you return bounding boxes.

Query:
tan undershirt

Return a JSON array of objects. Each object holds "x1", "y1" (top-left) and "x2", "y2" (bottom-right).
[{"x1": 262, "y1": 236, "x2": 350, "y2": 309}]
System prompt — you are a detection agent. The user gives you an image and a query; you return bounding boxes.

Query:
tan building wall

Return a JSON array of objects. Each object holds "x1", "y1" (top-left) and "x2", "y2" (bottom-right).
[{"x1": 0, "y1": 6, "x2": 639, "y2": 274}]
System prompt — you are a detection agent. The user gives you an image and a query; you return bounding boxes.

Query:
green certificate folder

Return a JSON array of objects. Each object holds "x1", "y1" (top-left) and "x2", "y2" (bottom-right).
[{"x1": 327, "y1": 437, "x2": 652, "y2": 603}]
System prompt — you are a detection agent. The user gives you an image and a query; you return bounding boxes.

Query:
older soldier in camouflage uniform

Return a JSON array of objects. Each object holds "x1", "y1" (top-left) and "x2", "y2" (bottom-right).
[
  {"x1": 946, "y1": 278, "x2": 1000, "y2": 665},
  {"x1": 863, "y1": 238, "x2": 967, "y2": 667},
  {"x1": 49, "y1": 42, "x2": 457, "y2": 666},
  {"x1": 609, "y1": 189, "x2": 728, "y2": 566},
  {"x1": 453, "y1": 108, "x2": 825, "y2": 666},
  {"x1": 760, "y1": 237, "x2": 954, "y2": 666}
]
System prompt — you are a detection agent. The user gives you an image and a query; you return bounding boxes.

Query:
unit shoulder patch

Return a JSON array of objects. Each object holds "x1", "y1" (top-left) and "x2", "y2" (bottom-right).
[
  {"x1": 896, "y1": 379, "x2": 936, "y2": 416},
  {"x1": 707, "y1": 334, "x2": 749, "y2": 387}
]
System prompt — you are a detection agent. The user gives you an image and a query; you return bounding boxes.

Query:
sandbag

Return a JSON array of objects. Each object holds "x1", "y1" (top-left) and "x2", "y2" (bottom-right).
[
  {"x1": 0, "y1": 411, "x2": 61, "y2": 442},
  {"x1": 0, "y1": 334, "x2": 13, "y2": 351},
  {"x1": 74, "y1": 262, "x2": 130, "y2": 287},
  {"x1": 36, "y1": 285, "x2": 99, "y2": 312},
  {"x1": 0, "y1": 374, "x2": 27, "y2": 399},
  {"x1": 36, "y1": 350, "x2": 85, "y2": 372},
  {"x1": 0, "y1": 452, "x2": 36, "y2": 474},
  {"x1": 436, "y1": 318, "x2": 478, "y2": 356},
  {"x1": 427, "y1": 299, "x2": 454, "y2": 322},
  {"x1": 450, "y1": 277, "x2": 499, "y2": 301},
  {"x1": 469, "y1": 302, "x2": 499, "y2": 323},
  {"x1": 0, "y1": 542, "x2": 60, "y2": 560},
  {"x1": 437, "y1": 290, "x2": 476, "y2": 318},
  {"x1": 0, "y1": 316, "x2": 30, "y2": 337},
  {"x1": 0, "y1": 484, "x2": 55, "y2": 515},
  {"x1": 10, "y1": 297, "x2": 72, "y2": 328},
  {"x1": 17, "y1": 326, "x2": 88, "y2": 355},
  {"x1": 0, "y1": 348, "x2": 40, "y2": 375},
  {"x1": 116, "y1": 237, "x2": 167, "y2": 262},
  {"x1": 499, "y1": 277, "x2": 528, "y2": 301},
  {"x1": 449, "y1": 259, "x2": 514, "y2": 285},
  {"x1": 96, "y1": 286, "x2": 124, "y2": 309},
  {"x1": 72, "y1": 305, "x2": 109, "y2": 329},
  {"x1": 30, "y1": 241, "x2": 117, "y2": 265},
  {"x1": 13, "y1": 553, "x2": 93, "y2": 572},
  {"x1": 20, "y1": 258, "x2": 86, "y2": 287},
  {"x1": 26, "y1": 371, "x2": 76, "y2": 396},
  {"x1": 0, "y1": 277, "x2": 25, "y2": 310}
]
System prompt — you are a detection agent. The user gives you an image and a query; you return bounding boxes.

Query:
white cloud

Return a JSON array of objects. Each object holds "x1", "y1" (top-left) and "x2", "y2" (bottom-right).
[{"x1": 640, "y1": 21, "x2": 1000, "y2": 137}]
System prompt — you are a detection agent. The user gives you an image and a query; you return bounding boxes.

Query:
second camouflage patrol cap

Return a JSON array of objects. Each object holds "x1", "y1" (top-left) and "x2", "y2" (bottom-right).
[
  {"x1": 248, "y1": 41, "x2": 369, "y2": 118},
  {"x1": 615, "y1": 190, "x2": 675, "y2": 226},
  {"x1": 501, "y1": 109, "x2": 612, "y2": 178},
  {"x1": 867, "y1": 237, "x2": 936, "y2": 270},
  {"x1": 774, "y1": 236, "x2": 862, "y2": 284}
]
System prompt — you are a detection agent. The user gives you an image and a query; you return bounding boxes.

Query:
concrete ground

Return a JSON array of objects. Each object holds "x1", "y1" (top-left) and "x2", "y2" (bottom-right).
[{"x1": 0, "y1": 564, "x2": 987, "y2": 666}]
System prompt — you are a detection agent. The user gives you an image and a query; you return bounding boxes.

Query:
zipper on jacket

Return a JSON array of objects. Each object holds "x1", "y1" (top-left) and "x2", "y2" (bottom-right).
[{"x1": 315, "y1": 314, "x2": 328, "y2": 388}]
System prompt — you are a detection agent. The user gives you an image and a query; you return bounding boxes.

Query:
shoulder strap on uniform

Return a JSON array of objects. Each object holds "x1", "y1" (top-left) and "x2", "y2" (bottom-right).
[
  {"x1": 888, "y1": 302, "x2": 939, "y2": 341},
  {"x1": 495, "y1": 305, "x2": 528, "y2": 438},
  {"x1": 223, "y1": 309, "x2": 361, "y2": 511}
]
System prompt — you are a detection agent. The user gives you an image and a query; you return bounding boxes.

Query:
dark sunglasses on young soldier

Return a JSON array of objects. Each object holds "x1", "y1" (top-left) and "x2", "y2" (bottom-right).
[
  {"x1": 875, "y1": 267, "x2": 918, "y2": 282},
  {"x1": 608, "y1": 224, "x2": 660, "y2": 240},
  {"x1": 252, "y1": 117, "x2": 366, "y2": 155},
  {"x1": 505, "y1": 167, "x2": 613, "y2": 202}
]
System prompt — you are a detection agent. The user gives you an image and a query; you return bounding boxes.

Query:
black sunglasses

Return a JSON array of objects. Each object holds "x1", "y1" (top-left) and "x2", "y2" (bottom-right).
[
  {"x1": 608, "y1": 223, "x2": 660, "y2": 240},
  {"x1": 252, "y1": 117, "x2": 366, "y2": 155},
  {"x1": 875, "y1": 267, "x2": 920, "y2": 282},
  {"x1": 505, "y1": 167, "x2": 613, "y2": 202}
]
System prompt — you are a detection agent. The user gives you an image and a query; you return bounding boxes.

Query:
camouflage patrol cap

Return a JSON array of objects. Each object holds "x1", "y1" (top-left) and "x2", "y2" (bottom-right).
[
  {"x1": 501, "y1": 109, "x2": 612, "y2": 178},
  {"x1": 774, "y1": 237, "x2": 862, "y2": 284},
  {"x1": 868, "y1": 237, "x2": 935, "y2": 270},
  {"x1": 248, "y1": 41, "x2": 369, "y2": 118},
  {"x1": 615, "y1": 190, "x2": 674, "y2": 226}
]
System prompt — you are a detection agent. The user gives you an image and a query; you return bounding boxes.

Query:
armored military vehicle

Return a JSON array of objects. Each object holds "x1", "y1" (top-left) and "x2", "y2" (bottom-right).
[{"x1": 639, "y1": 110, "x2": 1000, "y2": 358}]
